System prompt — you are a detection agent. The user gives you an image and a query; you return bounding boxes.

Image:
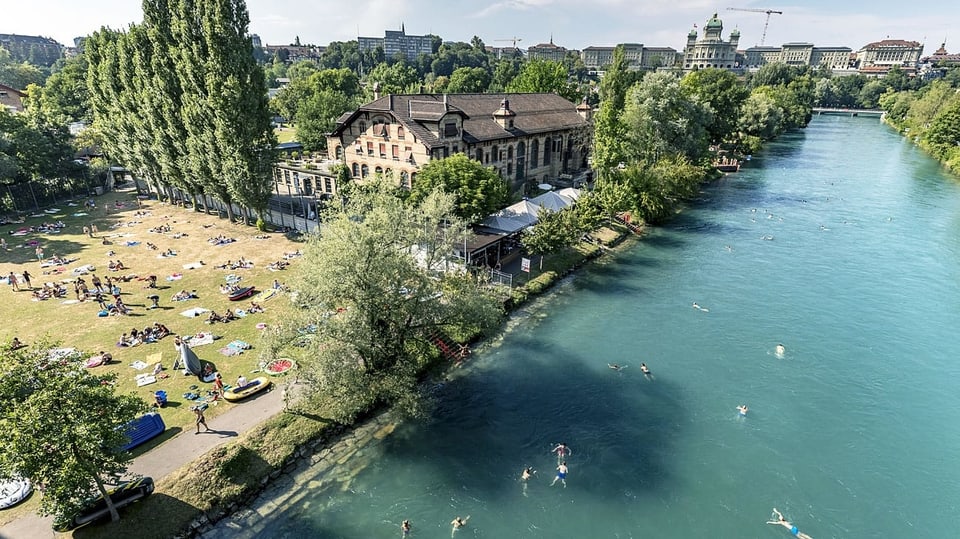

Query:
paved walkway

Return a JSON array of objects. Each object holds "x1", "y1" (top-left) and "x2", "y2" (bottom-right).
[{"x1": 0, "y1": 387, "x2": 285, "y2": 539}]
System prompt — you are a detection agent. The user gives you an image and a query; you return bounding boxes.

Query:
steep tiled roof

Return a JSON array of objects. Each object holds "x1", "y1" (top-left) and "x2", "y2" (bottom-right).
[{"x1": 332, "y1": 93, "x2": 588, "y2": 149}]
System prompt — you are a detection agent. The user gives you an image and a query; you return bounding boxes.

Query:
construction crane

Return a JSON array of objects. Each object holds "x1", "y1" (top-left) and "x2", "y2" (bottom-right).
[
  {"x1": 494, "y1": 37, "x2": 523, "y2": 48},
  {"x1": 726, "y1": 7, "x2": 783, "y2": 46}
]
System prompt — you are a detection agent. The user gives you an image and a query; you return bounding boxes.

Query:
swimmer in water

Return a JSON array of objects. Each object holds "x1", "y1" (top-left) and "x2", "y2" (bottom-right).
[
  {"x1": 521, "y1": 466, "x2": 535, "y2": 496},
  {"x1": 451, "y1": 516, "x2": 470, "y2": 534},
  {"x1": 767, "y1": 508, "x2": 813, "y2": 539},
  {"x1": 640, "y1": 363, "x2": 651, "y2": 375},
  {"x1": 692, "y1": 302, "x2": 709, "y2": 312},
  {"x1": 608, "y1": 363, "x2": 626, "y2": 371},
  {"x1": 775, "y1": 344, "x2": 786, "y2": 358},
  {"x1": 551, "y1": 462, "x2": 568, "y2": 487},
  {"x1": 737, "y1": 404, "x2": 748, "y2": 416},
  {"x1": 401, "y1": 519, "x2": 411, "y2": 536},
  {"x1": 551, "y1": 443, "x2": 572, "y2": 463}
]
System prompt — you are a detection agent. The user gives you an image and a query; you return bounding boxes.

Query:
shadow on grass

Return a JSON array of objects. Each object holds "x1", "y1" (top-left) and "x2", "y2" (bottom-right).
[{"x1": 71, "y1": 492, "x2": 199, "y2": 539}]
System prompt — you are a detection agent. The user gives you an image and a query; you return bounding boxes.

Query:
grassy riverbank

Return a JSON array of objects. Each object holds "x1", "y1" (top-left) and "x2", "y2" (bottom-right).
[{"x1": 68, "y1": 219, "x2": 633, "y2": 539}]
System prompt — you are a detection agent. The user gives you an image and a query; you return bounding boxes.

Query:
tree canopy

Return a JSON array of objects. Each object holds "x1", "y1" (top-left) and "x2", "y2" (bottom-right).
[
  {"x1": 273, "y1": 180, "x2": 502, "y2": 422},
  {"x1": 407, "y1": 153, "x2": 509, "y2": 222},
  {"x1": 0, "y1": 344, "x2": 145, "y2": 525}
]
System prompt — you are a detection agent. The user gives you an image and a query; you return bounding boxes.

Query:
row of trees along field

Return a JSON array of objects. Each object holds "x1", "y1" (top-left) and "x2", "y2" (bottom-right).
[{"x1": 81, "y1": 0, "x2": 276, "y2": 226}]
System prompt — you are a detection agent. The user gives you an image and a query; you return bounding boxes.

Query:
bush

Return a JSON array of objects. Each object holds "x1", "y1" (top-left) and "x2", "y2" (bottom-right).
[{"x1": 256, "y1": 218, "x2": 267, "y2": 231}]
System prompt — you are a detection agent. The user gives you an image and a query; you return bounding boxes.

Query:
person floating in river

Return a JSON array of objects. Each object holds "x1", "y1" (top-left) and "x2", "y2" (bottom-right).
[
  {"x1": 551, "y1": 442, "x2": 571, "y2": 464},
  {"x1": 767, "y1": 508, "x2": 813, "y2": 539}
]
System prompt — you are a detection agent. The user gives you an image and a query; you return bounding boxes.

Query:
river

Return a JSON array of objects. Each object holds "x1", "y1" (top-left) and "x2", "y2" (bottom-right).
[{"x1": 203, "y1": 116, "x2": 960, "y2": 539}]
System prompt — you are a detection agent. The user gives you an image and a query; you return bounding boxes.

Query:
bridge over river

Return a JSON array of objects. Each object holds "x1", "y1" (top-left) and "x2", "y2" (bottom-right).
[{"x1": 812, "y1": 107, "x2": 883, "y2": 117}]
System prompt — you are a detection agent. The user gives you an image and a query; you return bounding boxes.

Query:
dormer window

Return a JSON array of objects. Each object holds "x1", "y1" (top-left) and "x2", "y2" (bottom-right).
[
  {"x1": 397, "y1": 126, "x2": 405, "y2": 140},
  {"x1": 358, "y1": 120, "x2": 367, "y2": 133},
  {"x1": 443, "y1": 122, "x2": 458, "y2": 138}
]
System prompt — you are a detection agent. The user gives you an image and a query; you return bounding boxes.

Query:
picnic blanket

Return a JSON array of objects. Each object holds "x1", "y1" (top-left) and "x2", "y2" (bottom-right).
[
  {"x1": 71, "y1": 264, "x2": 95, "y2": 275},
  {"x1": 180, "y1": 307, "x2": 210, "y2": 318},
  {"x1": 130, "y1": 360, "x2": 149, "y2": 370},
  {"x1": 219, "y1": 340, "x2": 251, "y2": 356},
  {"x1": 183, "y1": 332, "x2": 217, "y2": 346},
  {"x1": 182, "y1": 262, "x2": 204, "y2": 270},
  {"x1": 166, "y1": 273, "x2": 183, "y2": 281},
  {"x1": 135, "y1": 373, "x2": 157, "y2": 386}
]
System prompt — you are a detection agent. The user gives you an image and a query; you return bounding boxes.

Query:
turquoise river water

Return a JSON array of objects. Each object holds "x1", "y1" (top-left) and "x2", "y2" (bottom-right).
[{"x1": 208, "y1": 116, "x2": 960, "y2": 538}]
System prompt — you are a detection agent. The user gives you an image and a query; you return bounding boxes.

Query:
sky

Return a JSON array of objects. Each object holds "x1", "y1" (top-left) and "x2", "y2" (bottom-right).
[{"x1": 4, "y1": 0, "x2": 957, "y2": 54}]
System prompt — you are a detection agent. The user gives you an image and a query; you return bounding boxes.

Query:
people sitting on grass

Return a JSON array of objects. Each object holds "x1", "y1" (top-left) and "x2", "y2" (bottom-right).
[
  {"x1": 267, "y1": 260, "x2": 289, "y2": 271},
  {"x1": 171, "y1": 289, "x2": 198, "y2": 301},
  {"x1": 247, "y1": 302, "x2": 264, "y2": 314},
  {"x1": 220, "y1": 283, "x2": 242, "y2": 295},
  {"x1": 107, "y1": 260, "x2": 127, "y2": 271},
  {"x1": 222, "y1": 308, "x2": 238, "y2": 322},
  {"x1": 206, "y1": 310, "x2": 224, "y2": 324},
  {"x1": 10, "y1": 337, "x2": 24, "y2": 350},
  {"x1": 208, "y1": 234, "x2": 236, "y2": 245},
  {"x1": 146, "y1": 242, "x2": 158, "y2": 250},
  {"x1": 153, "y1": 322, "x2": 170, "y2": 339}
]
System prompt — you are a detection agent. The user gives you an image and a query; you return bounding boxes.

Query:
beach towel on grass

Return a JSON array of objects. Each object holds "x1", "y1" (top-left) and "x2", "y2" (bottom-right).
[
  {"x1": 125, "y1": 241, "x2": 141, "y2": 247},
  {"x1": 183, "y1": 332, "x2": 217, "y2": 346},
  {"x1": 166, "y1": 273, "x2": 183, "y2": 281},
  {"x1": 180, "y1": 307, "x2": 210, "y2": 318},
  {"x1": 130, "y1": 360, "x2": 148, "y2": 370},
  {"x1": 135, "y1": 374, "x2": 156, "y2": 386},
  {"x1": 227, "y1": 340, "x2": 251, "y2": 350},
  {"x1": 182, "y1": 262, "x2": 204, "y2": 270},
  {"x1": 219, "y1": 346, "x2": 242, "y2": 356}
]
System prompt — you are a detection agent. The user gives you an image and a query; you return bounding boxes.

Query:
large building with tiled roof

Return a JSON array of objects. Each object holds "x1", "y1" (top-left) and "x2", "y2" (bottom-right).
[
  {"x1": 528, "y1": 38, "x2": 569, "y2": 62},
  {"x1": 326, "y1": 93, "x2": 592, "y2": 194},
  {"x1": 856, "y1": 39, "x2": 923, "y2": 69},
  {"x1": 922, "y1": 42, "x2": 960, "y2": 66}
]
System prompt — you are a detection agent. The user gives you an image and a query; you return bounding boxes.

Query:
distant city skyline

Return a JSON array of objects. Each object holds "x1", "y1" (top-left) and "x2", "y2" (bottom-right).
[{"x1": 4, "y1": 0, "x2": 957, "y2": 54}]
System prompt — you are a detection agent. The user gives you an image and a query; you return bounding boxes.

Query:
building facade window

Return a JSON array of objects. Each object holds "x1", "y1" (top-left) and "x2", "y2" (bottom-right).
[
  {"x1": 379, "y1": 143, "x2": 386, "y2": 157},
  {"x1": 392, "y1": 145, "x2": 400, "y2": 160},
  {"x1": 335, "y1": 145, "x2": 343, "y2": 159},
  {"x1": 492, "y1": 145, "x2": 499, "y2": 162},
  {"x1": 400, "y1": 171, "x2": 410, "y2": 188},
  {"x1": 375, "y1": 166, "x2": 383, "y2": 174},
  {"x1": 352, "y1": 163, "x2": 360, "y2": 177},
  {"x1": 361, "y1": 164, "x2": 369, "y2": 177},
  {"x1": 507, "y1": 145, "x2": 513, "y2": 160},
  {"x1": 531, "y1": 139, "x2": 539, "y2": 168},
  {"x1": 367, "y1": 141, "x2": 374, "y2": 155},
  {"x1": 397, "y1": 126, "x2": 405, "y2": 139}
]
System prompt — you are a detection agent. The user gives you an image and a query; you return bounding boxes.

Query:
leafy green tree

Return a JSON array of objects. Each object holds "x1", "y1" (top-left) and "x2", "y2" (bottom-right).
[
  {"x1": 295, "y1": 89, "x2": 355, "y2": 150},
  {"x1": 592, "y1": 45, "x2": 631, "y2": 180},
  {"x1": 488, "y1": 59, "x2": 519, "y2": 92},
  {"x1": 367, "y1": 62, "x2": 418, "y2": 95},
  {"x1": 0, "y1": 344, "x2": 145, "y2": 525},
  {"x1": 408, "y1": 154, "x2": 509, "y2": 221},
  {"x1": 681, "y1": 68, "x2": 749, "y2": 144},
  {"x1": 924, "y1": 94, "x2": 960, "y2": 156},
  {"x1": 739, "y1": 90, "x2": 783, "y2": 140},
  {"x1": 23, "y1": 52, "x2": 91, "y2": 125},
  {"x1": 0, "y1": 46, "x2": 46, "y2": 89},
  {"x1": 621, "y1": 71, "x2": 710, "y2": 164},
  {"x1": 507, "y1": 59, "x2": 580, "y2": 102},
  {"x1": 446, "y1": 67, "x2": 490, "y2": 93},
  {"x1": 274, "y1": 180, "x2": 502, "y2": 422},
  {"x1": 521, "y1": 207, "x2": 581, "y2": 255}
]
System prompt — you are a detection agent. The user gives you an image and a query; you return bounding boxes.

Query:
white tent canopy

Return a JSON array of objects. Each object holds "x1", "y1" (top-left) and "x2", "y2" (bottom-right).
[{"x1": 479, "y1": 188, "x2": 581, "y2": 233}]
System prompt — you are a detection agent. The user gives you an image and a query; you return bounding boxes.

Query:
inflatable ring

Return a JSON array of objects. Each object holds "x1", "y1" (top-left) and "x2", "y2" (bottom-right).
[{"x1": 264, "y1": 358, "x2": 295, "y2": 376}]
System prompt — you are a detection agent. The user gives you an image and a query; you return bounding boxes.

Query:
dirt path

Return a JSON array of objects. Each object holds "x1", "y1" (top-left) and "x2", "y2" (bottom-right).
[{"x1": 0, "y1": 388, "x2": 285, "y2": 539}]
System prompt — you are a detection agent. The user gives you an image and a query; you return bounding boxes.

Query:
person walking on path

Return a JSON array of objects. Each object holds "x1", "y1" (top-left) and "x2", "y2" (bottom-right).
[
  {"x1": 7, "y1": 272, "x2": 18, "y2": 292},
  {"x1": 193, "y1": 406, "x2": 212, "y2": 434},
  {"x1": 20, "y1": 271, "x2": 32, "y2": 290}
]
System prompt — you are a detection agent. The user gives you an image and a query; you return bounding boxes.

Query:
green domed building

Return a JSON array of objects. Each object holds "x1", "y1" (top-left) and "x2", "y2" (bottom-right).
[{"x1": 683, "y1": 13, "x2": 741, "y2": 71}]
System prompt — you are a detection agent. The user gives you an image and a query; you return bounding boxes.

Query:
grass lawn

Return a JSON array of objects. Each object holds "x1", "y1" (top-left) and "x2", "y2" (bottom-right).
[
  {"x1": 0, "y1": 187, "x2": 304, "y2": 527},
  {"x1": 274, "y1": 126, "x2": 298, "y2": 144}
]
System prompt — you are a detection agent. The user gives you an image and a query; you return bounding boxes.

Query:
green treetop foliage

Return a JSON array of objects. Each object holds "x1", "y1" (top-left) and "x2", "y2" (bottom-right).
[
  {"x1": 621, "y1": 71, "x2": 711, "y2": 165},
  {"x1": 22, "y1": 52, "x2": 91, "y2": 126},
  {"x1": 271, "y1": 180, "x2": 502, "y2": 422},
  {"x1": 507, "y1": 59, "x2": 580, "y2": 103},
  {"x1": 271, "y1": 67, "x2": 360, "y2": 122},
  {"x1": 0, "y1": 46, "x2": 47, "y2": 89},
  {"x1": 407, "y1": 153, "x2": 509, "y2": 222},
  {"x1": 488, "y1": 59, "x2": 520, "y2": 92},
  {"x1": 0, "y1": 343, "x2": 145, "y2": 525},
  {"x1": 367, "y1": 61, "x2": 419, "y2": 95},
  {"x1": 521, "y1": 206, "x2": 582, "y2": 256},
  {"x1": 294, "y1": 89, "x2": 356, "y2": 151},
  {"x1": 592, "y1": 45, "x2": 634, "y2": 180},
  {"x1": 681, "y1": 68, "x2": 749, "y2": 145},
  {"x1": 0, "y1": 108, "x2": 82, "y2": 203},
  {"x1": 430, "y1": 41, "x2": 490, "y2": 78},
  {"x1": 738, "y1": 90, "x2": 784, "y2": 141},
  {"x1": 882, "y1": 79, "x2": 960, "y2": 173},
  {"x1": 446, "y1": 66, "x2": 491, "y2": 93}
]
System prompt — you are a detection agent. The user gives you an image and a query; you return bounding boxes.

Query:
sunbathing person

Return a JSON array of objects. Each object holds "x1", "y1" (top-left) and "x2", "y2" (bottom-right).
[
  {"x1": 153, "y1": 322, "x2": 170, "y2": 338},
  {"x1": 206, "y1": 311, "x2": 224, "y2": 324},
  {"x1": 222, "y1": 309, "x2": 238, "y2": 322},
  {"x1": 248, "y1": 302, "x2": 264, "y2": 313}
]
